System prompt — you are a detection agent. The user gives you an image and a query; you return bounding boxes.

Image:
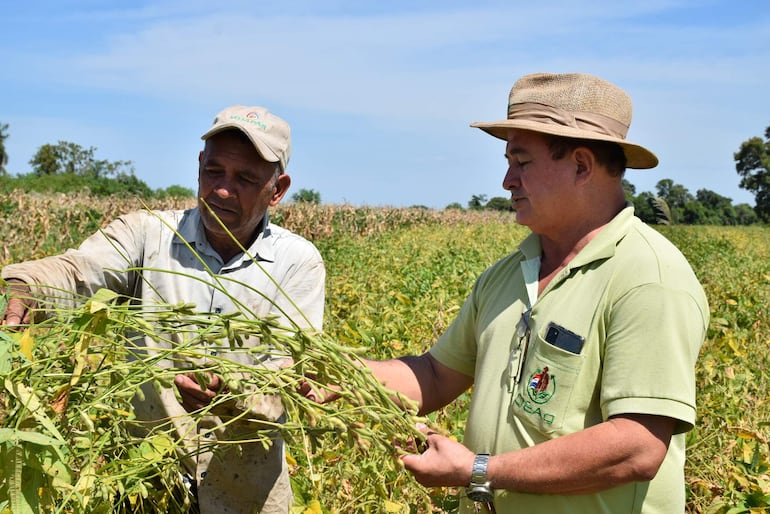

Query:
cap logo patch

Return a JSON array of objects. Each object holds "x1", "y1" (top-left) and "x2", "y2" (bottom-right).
[{"x1": 229, "y1": 114, "x2": 267, "y2": 131}]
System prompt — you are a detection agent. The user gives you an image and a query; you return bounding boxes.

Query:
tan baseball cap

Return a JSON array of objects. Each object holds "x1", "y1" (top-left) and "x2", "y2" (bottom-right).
[
  {"x1": 201, "y1": 105, "x2": 291, "y2": 171},
  {"x1": 471, "y1": 73, "x2": 658, "y2": 169}
]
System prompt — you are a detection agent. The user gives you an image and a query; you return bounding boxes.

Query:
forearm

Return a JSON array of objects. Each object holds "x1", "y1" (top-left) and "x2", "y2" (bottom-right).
[
  {"x1": 2, "y1": 252, "x2": 124, "y2": 310},
  {"x1": 363, "y1": 356, "x2": 427, "y2": 412},
  {"x1": 1, "y1": 216, "x2": 144, "y2": 311},
  {"x1": 364, "y1": 353, "x2": 472, "y2": 415},
  {"x1": 2, "y1": 255, "x2": 90, "y2": 312},
  {"x1": 486, "y1": 415, "x2": 674, "y2": 495}
]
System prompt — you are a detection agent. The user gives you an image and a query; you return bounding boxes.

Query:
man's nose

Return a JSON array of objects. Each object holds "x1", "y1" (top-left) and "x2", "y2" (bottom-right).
[
  {"x1": 213, "y1": 177, "x2": 236, "y2": 198},
  {"x1": 502, "y1": 165, "x2": 519, "y2": 190}
]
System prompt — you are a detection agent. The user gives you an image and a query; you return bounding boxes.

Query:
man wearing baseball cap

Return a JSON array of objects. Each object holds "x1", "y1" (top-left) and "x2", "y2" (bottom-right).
[
  {"x1": 347, "y1": 73, "x2": 708, "y2": 512},
  {"x1": 2, "y1": 105, "x2": 326, "y2": 513}
]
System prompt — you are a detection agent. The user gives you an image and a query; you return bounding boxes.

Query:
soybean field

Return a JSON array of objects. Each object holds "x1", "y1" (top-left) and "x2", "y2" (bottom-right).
[{"x1": 0, "y1": 192, "x2": 768, "y2": 513}]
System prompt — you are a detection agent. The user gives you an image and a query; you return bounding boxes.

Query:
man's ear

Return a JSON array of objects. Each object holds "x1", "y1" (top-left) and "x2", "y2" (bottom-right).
[
  {"x1": 197, "y1": 151, "x2": 204, "y2": 184},
  {"x1": 573, "y1": 148, "x2": 596, "y2": 184},
  {"x1": 270, "y1": 173, "x2": 291, "y2": 206}
]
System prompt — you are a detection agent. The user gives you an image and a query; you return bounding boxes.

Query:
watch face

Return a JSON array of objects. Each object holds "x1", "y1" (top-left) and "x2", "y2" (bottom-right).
[{"x1": 467, "y1": 487, "x2": 494, "y2": 503}]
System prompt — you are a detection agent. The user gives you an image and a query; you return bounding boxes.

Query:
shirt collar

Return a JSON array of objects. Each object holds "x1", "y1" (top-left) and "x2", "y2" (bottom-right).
[
  {"x1": 250, "y1": 212, "x2": 276, "y2": 262},
  {"x1": 174, "y1": 209, "x2": 276, "y2": 264},
  {"x1": 518, "y1": 203, "x2": 636, "y2": 269},
  {"x1": 568, "y1": 203, "x2": 635, "y2": 269}
]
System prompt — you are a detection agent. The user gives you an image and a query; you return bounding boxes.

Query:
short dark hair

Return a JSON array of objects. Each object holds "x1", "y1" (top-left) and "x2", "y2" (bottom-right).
[
  {"x1": 545, "y1": 135, "x2": 627, "y2": 177},
  {"x1": 205, "y1": 129, "x2": 282, "y2": 175},
  {"x1": 203, "y1": 127, "x2": 253, "y2": 147}
]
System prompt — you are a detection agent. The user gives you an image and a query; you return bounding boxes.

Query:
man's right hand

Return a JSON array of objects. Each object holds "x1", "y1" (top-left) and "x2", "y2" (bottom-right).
[
  {"x1": 174, "y1": 372, "x2": 227, "y2": 413},
  {"x1": 1, "y1": 280, "x2": 35, "y2": 327}
]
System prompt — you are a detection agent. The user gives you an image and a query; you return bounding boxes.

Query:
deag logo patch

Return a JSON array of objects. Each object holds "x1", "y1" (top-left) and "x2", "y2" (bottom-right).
[
  {"x1": 513, "y1": 366, "x2": 557, "y2": 426},
  {"x1": 527, "y1": 366, "x2": 556, "y2": 404}
]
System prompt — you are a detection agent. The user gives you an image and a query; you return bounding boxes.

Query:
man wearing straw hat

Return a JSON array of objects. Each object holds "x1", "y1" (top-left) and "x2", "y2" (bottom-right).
[
  {"x1": 358, "y1": 73, "x2": 709, "y2": 512},
  {"x1": 1, "y1": 106, "x2": 325, "y2": 513}
]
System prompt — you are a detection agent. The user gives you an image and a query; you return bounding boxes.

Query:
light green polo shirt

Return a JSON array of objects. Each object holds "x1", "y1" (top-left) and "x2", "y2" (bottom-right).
[{"x1": 430, "y1": 206, "x2": 709, "y2": 514}]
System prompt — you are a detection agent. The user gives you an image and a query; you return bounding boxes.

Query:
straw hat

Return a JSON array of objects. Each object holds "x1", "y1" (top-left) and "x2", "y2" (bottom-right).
[{"x1": 471, "y1": 73, "x2": 658, "y2": 169}]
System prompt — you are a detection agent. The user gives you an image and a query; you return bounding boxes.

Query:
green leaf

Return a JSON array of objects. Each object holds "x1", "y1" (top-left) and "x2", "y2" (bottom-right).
[
  {"x1": 0, "y1": 290, "x2": 8, "y2": 320},
  {"x1": 15, "y1": 430, "x2": 64, "y2": 447},
  {"x1": 0, "y1": 333, "x2": 14, "y2": 374},
  {"x1": 0, "y1": 428, "x2": 64, "y2": 448},
  {"x1": 90, "y1": 288, "x2": 119, "y2": 306},
  {"x1": 74, "y1": 462, "x2": 97, "y2": 510},
  {"x1": 148, "y1": 433, "x2": 175, "y2": 457},
  {"x1": 4, "y1": 379, "x2": 67, "y2": 445},
  {"x1": 0, "y1": 428, "x2": 16, "y2": 444},
  {"x1": 27, "y1": 446, "x2": 73, "y2": 486},
  {"x1": 22, "y1": 465, "x2": 42, "y2": 514},
  {"x1": 8, "y1": 444, "x2": 35, "y2": 514}
]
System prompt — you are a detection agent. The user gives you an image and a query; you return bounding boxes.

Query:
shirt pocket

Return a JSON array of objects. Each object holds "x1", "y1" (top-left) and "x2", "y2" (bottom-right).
[{"x1": 509, "y1": 333, "x2": 584, "y2": 434}]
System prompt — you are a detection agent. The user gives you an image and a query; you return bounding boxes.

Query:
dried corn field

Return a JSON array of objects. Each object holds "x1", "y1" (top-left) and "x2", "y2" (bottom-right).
[{"x1": 0, "y1": 192, "x2": 512, "y2": 265}]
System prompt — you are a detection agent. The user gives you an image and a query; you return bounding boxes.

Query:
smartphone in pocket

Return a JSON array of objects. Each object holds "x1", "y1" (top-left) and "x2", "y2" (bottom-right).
[{"x1": 544, "y1": 322, "x2": 585, "y2": 354}]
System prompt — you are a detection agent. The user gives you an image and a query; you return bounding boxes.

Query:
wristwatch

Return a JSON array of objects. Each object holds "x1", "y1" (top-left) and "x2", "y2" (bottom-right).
[{"x1": 466, "y1": 453, "x2": 494, "y2": 503}]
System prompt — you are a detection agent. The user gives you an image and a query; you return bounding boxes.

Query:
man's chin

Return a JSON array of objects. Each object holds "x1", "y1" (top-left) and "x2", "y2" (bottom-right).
[
  {"x1": 201, "y1": 213, "x2": 237, "y2": 235},
  {"x1": 201, "y1": 206, "x2": 234, "y2": 223}
]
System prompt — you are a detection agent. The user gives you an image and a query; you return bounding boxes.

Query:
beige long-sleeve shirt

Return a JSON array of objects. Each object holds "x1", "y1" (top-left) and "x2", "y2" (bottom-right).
[{"x1": 2, "y1": 208, "x2": 326, "y2": 513}]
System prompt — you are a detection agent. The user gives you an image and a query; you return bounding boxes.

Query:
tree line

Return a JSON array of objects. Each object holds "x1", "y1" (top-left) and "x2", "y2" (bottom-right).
[
  {"x1": 1, "y1": 122, "x2": 769, "y2": 224},
  {"x1": 460, "y1": 179, "x2": 759, "y2": 226},
  {"x1": 454, "y1": 124, "x2": 770, "y2": 226},
  {"x1": 0, "y1": 127, "x2": 192, "y2": 199}
]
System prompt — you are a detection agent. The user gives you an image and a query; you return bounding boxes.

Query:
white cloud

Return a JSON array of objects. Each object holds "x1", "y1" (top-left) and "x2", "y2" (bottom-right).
[
  {"x1": 2, "y1": 0, "x2": 767, "y2": 207},
  {"x1": 41, "y1": 3, "x2": 710, "y2": 116}
]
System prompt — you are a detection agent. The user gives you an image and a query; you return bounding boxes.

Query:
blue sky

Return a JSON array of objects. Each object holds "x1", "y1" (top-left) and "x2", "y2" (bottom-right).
[{"x1": 2, "y1": 0, "x2": 768, "y2": 208}]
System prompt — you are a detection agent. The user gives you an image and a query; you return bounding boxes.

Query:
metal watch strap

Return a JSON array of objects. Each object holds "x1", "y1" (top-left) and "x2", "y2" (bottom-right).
[
  {"x1": 467, "y1": 453, "x2": 494, "y2": 504},
  {"x1": 470, "y1": 453, "x2": 490, "y2": 485}
]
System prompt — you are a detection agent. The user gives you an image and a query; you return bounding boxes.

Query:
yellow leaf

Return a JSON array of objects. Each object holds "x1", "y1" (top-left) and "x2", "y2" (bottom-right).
[
  {"x1": 285, "y1": 452, "x2": 297, "y2": 466},
  {"x1": 394, "y1": 293, "x2": 411, "y2": 306},
  {"x1": 383, "y1": 500, "x2": 404, "y2": 512},
  {"x1": 149, "y1": 433, "x2": 174, "y2": 456},
  {"x1": 726, "y1": 298, "x2": 738, "y2": 306},
  {"x1": 736, "y1": 429, "x2": 758, "y2": 440},
  {"x1": 88, "y1": 300, "x2": 111, "y2": 314},
  {"x1": 75, "y1": 463, "x2": 97, "y2": 509},
  {"x1": 70, "y1": 333, "x2": 92, "y2": 387},
  {"x1": 304, "y1": 499, "x2": 323, "y2": 514},
  {"x1": 19, "y1": 329, "x2": 34, "y2": 361},
  {"x1": 728, "y1": 339, "x2": 745, "y2": 357}
]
